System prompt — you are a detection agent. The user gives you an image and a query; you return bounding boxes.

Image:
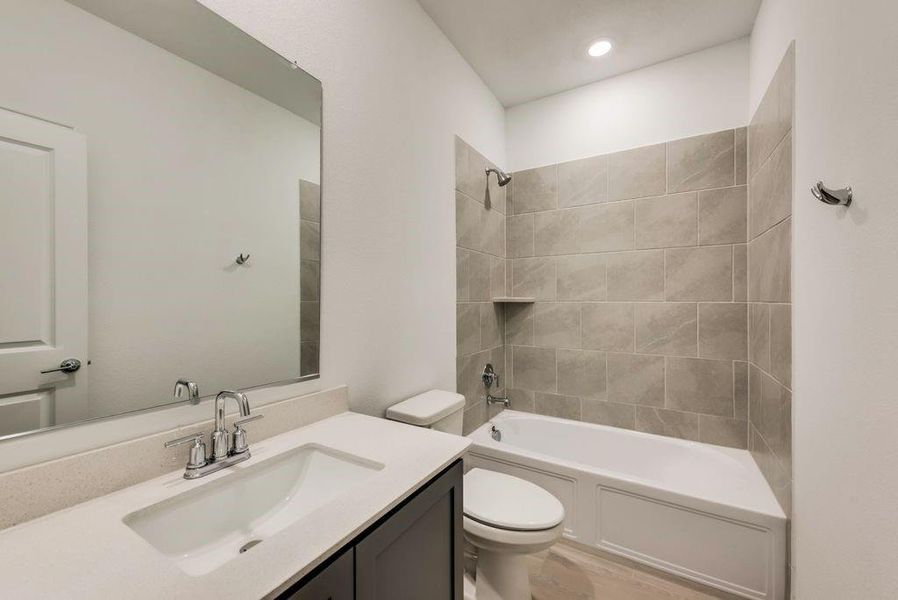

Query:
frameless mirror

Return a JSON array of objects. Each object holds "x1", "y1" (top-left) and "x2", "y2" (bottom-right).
[{"x1": 0, "y1": 0, "x2": 321, "y2": 439}]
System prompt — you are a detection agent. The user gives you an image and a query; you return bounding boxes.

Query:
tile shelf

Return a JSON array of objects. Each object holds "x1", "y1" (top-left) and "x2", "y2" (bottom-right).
[{"x1": 491, "y1": 297, "x2": 535, "y2": 304}]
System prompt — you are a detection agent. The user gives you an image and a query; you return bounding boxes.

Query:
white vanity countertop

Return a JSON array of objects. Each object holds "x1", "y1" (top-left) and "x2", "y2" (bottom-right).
[{"x1": 0, "y1": 412, "x2": 471, "y2": 599}]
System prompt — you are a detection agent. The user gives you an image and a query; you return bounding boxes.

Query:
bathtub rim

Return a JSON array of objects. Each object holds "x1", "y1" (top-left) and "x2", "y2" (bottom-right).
[{"x1": 467, "y1": 410, "x2": 786, "y2": 524}]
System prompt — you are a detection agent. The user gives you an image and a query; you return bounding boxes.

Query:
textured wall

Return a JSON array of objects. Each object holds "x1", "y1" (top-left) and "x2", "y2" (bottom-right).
[
  {"x1": 455, "y1": 138, "x2": 507, "y2": 433},
  {"x1": 747, "y1": 45, "x2": 793, "y2": 515}
]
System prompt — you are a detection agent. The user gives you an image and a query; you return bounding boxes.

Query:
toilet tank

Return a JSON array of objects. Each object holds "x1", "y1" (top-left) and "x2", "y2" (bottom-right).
[{"x1": 385, "y1": 390, "x2": 466, "y2": 435}]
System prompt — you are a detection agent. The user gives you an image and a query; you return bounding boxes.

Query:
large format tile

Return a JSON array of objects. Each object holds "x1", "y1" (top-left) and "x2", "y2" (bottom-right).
[
  {"x1": 467, "y1": 251, "x2": 491, "y2": 301},
  {"x1": 581, "y1": 401, "x2": 635, "y2": 430},
  {"x1": 665, "y1": 246, "x2": 733, "y2": 301},
  {"x1": 668, "y1": 130, "x2": 735, "y2": 193},
  {"x1": 608, "y1": 143, "x2": 667, "y2": 201},
  {"x1": 749, "y1": 132, "x2": 792, "y2": 238},
  {"x1": 512, "y1": 257, "x2": 557, "y2": 301},
  {"x1": 699, "y1": 303, "x2": 747, "y2": 360},
  {"x1": 456, "y1": 303, "x2": 480, "y2": 356},
  {"x1": 513, "y1": 165, "x2": 557, "y2": 213},
  {"x1": 480, "y1": 302, "x2": 504, "y2": 350},
  {"x1": 557, "y1": 348, "x2": 606, "y2": 399},
  {"x1": 300, "y1": 260, "x2": 320, "y2": 301},
  {"x1": 699, "y1": 415, "x2": 747, "y2": 449},
  {"x1": 534, "y1": 210, "x2": 580, "y2": 255},
  {"x1": 699, "y1": 186, "x2": 747, "y2": 245},
  {"x1": 456, "y1": 248, "x2": 469, "y2": 302},
  {"x1": 607, "y1": 353, "x2": 665, "y2": 406},
  {"x1": 748, "y1": 44, "x2": 794, "y2": 178},
  {"x1": 735, "y1": 127, "x2": 748, "y2": 186},
  {"x1": 770, "y1": 304, "x2": 792, "y2": 387},
  {"x1": 748, "y1": 217, "x2": 790, "y2": 302},
  {"x1": 455, "y1": 191, "x2": 504, "y2": 256},
  {"x1": 578, "y1": 201, "x2": 635, "y2": 252},
  {"x1": 505, "y1": 303, "x2": 534, "y2": 345},
  {"x1": 582, "y1": 303, "x2": 635, "y2": 352},
  {"x1": 512, "y1": 346, "x2": 557, "y2": 393},
  {"x1": 735, "y1": 361, "x2": 749, "y2": 420},
  {"x1": 666, "y1": 357, "x2": 734, "y2": 417},
  {"x1": 557, "y1": 255, "x2": 606, "y2": 301},
  {"x1": 634, "y1": 303, "x2": 698, "y2": 356},
  {"x1": 534, "y1": 393, "x2": 581, "y2": 420},
  {"x1": 636, "y1": 407, "x2": 700, "y2": 441},
  {"x1": 635, "y1": 193, "x2": 698, "y2": 249},
  {"x1": 733, "y1": 244, "x2": 748, "y2": 302},
  {"x1": 299, "y1": 180, "x2": 320, "y2": 222},
  {"x1": 748, "y1": 302, "x2": 771, "y2": 373},
  {"x1": 606, "y1": 250, "x2": 664, "y2": 301},
  {"x1": 558, "y1": 154, "x2": 608, "y2": 208},
  {"x1": 506, "y1": 388, "x2": 535, "y2": 413},
  {"x1": 454, "y1": 137, "x2": 481, "y2": 199},
  {"x1": 489, "y1": 255, "x2": 506, "y2": 299},
  {"x1": 533, "y1": 303, "x2": 581, "y2": 348},
  {"x1": 299, "y1": 220, "x2": 320, "y2": 261},
  {"x1": 507, "y1": 214, "x2": 534, "y2": 258}
]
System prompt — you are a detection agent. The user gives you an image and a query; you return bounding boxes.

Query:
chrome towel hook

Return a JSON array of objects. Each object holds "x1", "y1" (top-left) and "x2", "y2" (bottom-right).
[
  {"x1": 235, "y1": 253, "x2": 251, "y2": 265},
  {"x1": 811, "y1": 181, "x2": 852, "y2": 206}
]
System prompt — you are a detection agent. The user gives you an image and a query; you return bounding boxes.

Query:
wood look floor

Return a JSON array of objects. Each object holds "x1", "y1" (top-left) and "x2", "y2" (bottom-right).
[{"x1": 523, "y1": 542, "x2": 743, "y2": 600}]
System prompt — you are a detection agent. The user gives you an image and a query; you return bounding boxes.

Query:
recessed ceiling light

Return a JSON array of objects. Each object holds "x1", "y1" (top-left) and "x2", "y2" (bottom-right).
[{"x1": 587, "y1": 40, "x2": 613, "y2": 58}]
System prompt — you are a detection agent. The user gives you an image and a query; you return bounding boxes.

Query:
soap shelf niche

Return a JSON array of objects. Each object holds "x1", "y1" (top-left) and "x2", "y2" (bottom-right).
[{"x1": 491, "y1": 297, "x2": 535, "y2": 304}]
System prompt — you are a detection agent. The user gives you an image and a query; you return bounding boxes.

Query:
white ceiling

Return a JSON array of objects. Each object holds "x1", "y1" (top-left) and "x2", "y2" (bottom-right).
[{"x1": 417, "y1": 0, "x2": 761, "y2": 107}]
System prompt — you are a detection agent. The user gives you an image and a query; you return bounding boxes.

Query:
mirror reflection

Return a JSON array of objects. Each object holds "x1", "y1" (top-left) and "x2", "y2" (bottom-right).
[{"x1": 0, "y1": 0, "x2": 322, "y2": 439}]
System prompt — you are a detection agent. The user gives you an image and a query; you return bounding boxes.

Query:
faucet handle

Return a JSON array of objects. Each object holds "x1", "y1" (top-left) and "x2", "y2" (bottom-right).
[
  {"x1": 165, "y1": 433, "x2": 207, "y2": 469},
  {"x1": 232, "y1": 415, "x2": 264, "y2": 454},
  {"x1": 235, "y1": 414, "x2": 264, "y2": 428}
]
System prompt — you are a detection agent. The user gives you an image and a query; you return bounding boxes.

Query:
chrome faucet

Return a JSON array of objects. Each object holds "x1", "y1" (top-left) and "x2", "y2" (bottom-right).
[
  {"x1": 165, "y1": 389, "x2": 263, "y2": 479},
  {"x1": 173, "y1": 379, "x2": 200, "y2": 404},
  {"x1": 482, "y1": 363, "x2": 510, "y2": 408},
  {"x1": 212, "y1": 390, "x2": 251, "y2": 459}
]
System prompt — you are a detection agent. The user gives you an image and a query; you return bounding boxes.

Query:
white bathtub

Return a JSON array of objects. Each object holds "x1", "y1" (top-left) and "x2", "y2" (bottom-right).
[{"x1": 467, "y1": 410, "x2": 786, "y2": 600}]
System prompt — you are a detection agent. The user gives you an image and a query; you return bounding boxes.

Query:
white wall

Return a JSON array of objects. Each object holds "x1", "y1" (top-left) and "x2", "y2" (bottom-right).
[
  {"x1": 0, "y1": 0, "x2": 321, "y2": 420},
  {"x1": 748, "y1": 0, "x2": 798, "y2": 115},
  {"x1": 505, "y1": 38, "x2": 749, "y2": 171},
  {"x1": 751, "y1": 0, "x2": 898, "y2": 597},
  {"x1": 196, "y1": 0, "x2": 507, "y2": 416}
]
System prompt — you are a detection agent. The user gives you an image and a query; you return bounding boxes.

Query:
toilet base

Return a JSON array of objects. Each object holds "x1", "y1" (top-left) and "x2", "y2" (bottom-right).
[{"x1": 474, "y1": 549, "x2": 531, "y2": 600}]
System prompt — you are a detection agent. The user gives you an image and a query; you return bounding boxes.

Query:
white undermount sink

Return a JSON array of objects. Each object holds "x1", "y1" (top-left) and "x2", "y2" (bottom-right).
[{"x1": 123, "y1": 444, "x2": 383, "y2": 576}]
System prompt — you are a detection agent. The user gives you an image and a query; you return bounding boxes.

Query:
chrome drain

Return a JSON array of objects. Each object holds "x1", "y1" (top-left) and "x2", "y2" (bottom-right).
[{"x1": 239, "y1": 539, "x2": 262, "y2": 554}]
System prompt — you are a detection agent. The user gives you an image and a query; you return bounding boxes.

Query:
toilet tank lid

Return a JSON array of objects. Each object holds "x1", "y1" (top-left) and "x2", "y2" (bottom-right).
[{"x1": 386, "y1": 390, "x2": 466, "y2": 426}]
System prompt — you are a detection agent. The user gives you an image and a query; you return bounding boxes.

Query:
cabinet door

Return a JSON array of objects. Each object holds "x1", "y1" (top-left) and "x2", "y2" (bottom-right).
[
  {"x1": 281, "y1": 549, "x2": 353, "y2": 600},
  {"x1": 355, "y1": 461, "x2": 463, "y2": 600}
]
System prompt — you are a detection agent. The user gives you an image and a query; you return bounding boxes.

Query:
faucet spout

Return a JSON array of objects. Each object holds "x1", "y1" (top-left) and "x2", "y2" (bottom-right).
[{"x1": 212, "y1": 390, "x2": 250, "y2": 459}]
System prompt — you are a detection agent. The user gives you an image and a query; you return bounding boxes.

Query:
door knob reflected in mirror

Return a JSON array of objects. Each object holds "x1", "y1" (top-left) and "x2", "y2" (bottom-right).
[{"x1": 40, "y1": 358, "x2": 82, "y2": 374}]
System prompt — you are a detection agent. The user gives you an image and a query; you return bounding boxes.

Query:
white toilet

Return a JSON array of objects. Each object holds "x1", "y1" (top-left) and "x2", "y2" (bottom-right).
[{"x1": 386, "y1": 390, "x2": 564, "y2": 600}]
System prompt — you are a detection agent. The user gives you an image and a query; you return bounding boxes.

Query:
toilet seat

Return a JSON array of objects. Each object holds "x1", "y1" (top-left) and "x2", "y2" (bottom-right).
[{"x1": 463, "y1": 468, "x2": 564, "y2": 532}]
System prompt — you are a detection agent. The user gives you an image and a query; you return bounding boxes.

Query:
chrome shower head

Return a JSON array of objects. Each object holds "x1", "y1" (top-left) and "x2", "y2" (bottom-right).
[{"x1": 485, "y1": 167, "x2": 512, "y2": 187}]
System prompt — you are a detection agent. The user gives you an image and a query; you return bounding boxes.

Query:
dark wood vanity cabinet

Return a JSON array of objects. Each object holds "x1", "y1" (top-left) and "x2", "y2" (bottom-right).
[{"x1": 276, "y1": 460, "x2": 463, "y2": 600}]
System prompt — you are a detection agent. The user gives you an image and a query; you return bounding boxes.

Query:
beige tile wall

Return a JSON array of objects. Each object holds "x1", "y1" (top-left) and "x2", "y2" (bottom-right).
[
  {"x1": 747, "y1": 44, "x2": 794, "y2": 515},
  {"x1": 503, "y1": 128, "x2": 751, "y2": 449},
  {"x1": 299, "y1": 180, "x2": 321, "y2": 376},
  {"x1": 455, "y1": 138, "x2": 507, "y2": 433}
]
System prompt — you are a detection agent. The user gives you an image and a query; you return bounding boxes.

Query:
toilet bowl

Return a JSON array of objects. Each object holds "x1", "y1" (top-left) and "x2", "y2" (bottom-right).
[{"x1": 386, "y1": 390, "x2": 565, "y2": 600}]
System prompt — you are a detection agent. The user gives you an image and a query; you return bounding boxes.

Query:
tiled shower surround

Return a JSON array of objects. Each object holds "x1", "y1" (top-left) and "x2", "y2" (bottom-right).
[
  {"x1": 457, "y1": 87, "x2": 791, "y2": 486},
  {"x1": 456, "y1": 128, "x2": 751, "y2": 445},
  {"x1": 455, "y1": 138, "x2": 509, "y2": 431},
  {"x1": 747, "y1": 45, "x2": 794, "y2": 514},
  {"x1": 502, "y1": 128, "x2": 751, "y2": 449}
]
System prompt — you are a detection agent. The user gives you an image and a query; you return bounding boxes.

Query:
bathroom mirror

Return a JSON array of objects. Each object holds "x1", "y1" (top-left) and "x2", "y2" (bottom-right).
[{"x1": 0, "y1": 0, "x2": 321, "y2": 440}]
